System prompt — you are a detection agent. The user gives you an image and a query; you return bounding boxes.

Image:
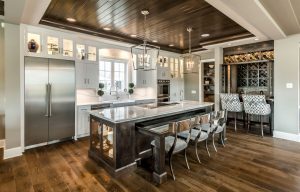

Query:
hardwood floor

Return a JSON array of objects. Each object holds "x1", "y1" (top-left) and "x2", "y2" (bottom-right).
[{"x1": 1, "y1": 129, "x2": 300, "y2": 192}]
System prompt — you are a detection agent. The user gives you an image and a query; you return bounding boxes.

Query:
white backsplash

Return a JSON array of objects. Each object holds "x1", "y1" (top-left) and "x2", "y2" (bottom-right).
[{"x1": 77, "y1": 88, "x2": 156, "y2": 104}]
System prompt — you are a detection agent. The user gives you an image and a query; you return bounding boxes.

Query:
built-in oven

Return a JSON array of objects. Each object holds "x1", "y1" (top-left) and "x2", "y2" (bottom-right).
[{"x1": 157, "y1": 79, "x2": 170, "y2": 102}]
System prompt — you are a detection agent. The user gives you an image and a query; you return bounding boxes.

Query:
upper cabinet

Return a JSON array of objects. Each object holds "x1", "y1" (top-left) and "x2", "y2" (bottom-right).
[
  {"x1": 25, "y1": 29, "x2": 45, "y2": 57},
  {"x1": 44, "y1": 33, "x2": 74, "y2": 60},
  {"x1": 76, "y1": 43, "x2": 97, "y2": 64}
]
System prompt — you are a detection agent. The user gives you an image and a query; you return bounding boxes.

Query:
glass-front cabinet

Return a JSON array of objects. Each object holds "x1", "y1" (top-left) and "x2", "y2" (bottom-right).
[
  {"x1": 62, "y1": 39, "x2": 74, "y2": 57},
  {"x1": 47, "y1": 36, "x2": 59, "y2": 55},
  {"x1": 76, "y1": 43, "x2": 97, "y2": 63},
  {"x1": 25, "y1": 30, "x2": 44, "y2": 56},
  {"x1": 90, "y1": 117, "x2": 114, "y2": 166}
]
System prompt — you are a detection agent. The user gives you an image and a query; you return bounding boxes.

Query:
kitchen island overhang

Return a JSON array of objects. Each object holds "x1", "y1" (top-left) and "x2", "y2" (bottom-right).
[{"x1": 88, "y1": 101, "x2": 214, "y2": 182}]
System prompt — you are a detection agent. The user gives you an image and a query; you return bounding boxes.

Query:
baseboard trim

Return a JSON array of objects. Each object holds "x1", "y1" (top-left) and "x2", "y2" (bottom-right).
[
  {"x1": 4, "y1": 146, "x2": 23, "y2": 159},
  {"x1": 273, "y1": 131, "x2": 300, "y2": 142}
]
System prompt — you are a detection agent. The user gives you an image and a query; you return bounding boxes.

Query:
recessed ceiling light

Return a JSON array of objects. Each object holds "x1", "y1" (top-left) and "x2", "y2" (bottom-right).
[
  {"x1": 152, "y1": 40, "x2": 158, "y2": 43},
  {"x1": 103, "y1": 27, "x2": 111, "y2": 31},
  {"x1": 228, "y1": 43, "x2": 232, "y2": 46},
  {"x1": 130, "y1": 34, "x2": 137, "y2": 37},
  {"x1": 1, "y1": 22, "x2": 4, "y2": 28},
  {"x1": 169, "y1": 44, "x2": 174, "y2": 47},
  {"x1": 254, "y1": 38, "x2": 259, "y2": 41},
  {"x1": 66, "y1": 17, "x2": 76, "y2": 22},
  {"x1": 201, "y1": 33, "x2": 210, "y2": 37}
]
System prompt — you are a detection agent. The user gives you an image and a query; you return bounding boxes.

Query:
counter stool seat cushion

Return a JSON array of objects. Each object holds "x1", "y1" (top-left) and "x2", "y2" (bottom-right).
[
  {"x1": 178, "y1": 129, "x2": 208, "y2": 141},
  {"x1": 201, "y1": 123, "x2": 216, "y2": 133},
  {"x1": 151, "y1": 136, "x2": 188, "y2": 153},
  {"x1": 215, "y1": 124, "x2": 225, "y2": 134}
]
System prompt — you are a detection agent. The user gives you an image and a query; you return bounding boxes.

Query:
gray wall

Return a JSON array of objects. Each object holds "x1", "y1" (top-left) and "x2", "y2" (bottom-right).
[
  {"x1": 4, "y1": 23, "x2": 21, "y2": 148},
  {"x1": 274, "y1": 34, "x2": 299, "y2": 134},
  {"x1": 0, "y1": 22, "x2": 4, "y2": 139}
]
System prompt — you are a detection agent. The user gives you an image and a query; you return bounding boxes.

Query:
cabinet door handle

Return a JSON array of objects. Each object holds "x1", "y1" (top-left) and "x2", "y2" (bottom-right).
[
  {"x1": 88, "y1": 79, "x2": 90, "y2": 84},
  {"x1": 84, "y1": 78, "x2": 86, "y2": 84}
]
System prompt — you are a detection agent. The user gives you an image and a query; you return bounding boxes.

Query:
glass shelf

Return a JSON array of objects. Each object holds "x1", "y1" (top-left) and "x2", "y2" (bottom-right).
[
  {"x1": 76, "y1": 44, "x2": 86, "y2": 60},
  {"x1": 87, "y1": 46, "x2": 97, "y2": 61}
]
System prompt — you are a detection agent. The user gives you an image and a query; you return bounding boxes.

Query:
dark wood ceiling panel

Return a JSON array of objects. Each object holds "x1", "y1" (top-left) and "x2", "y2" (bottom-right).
[
  {"x1": 40, "y1": 0, "x2": 254, "y2": 53},
  {"x1": 0, "y1": 1, "x2": 4, "y2": 16}
]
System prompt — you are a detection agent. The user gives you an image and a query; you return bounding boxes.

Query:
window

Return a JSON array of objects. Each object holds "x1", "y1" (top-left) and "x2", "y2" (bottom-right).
[{"x1": 99, "y1": 59, "x2": 127, "y2": 91}]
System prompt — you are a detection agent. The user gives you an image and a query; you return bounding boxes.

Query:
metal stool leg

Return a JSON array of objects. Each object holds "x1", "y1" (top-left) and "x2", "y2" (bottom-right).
[
  {"x1": 260, "y1": 115, "x2": 264, "y2": 137},
  {"x1": 195, "y1": 142, "x2": 201, "y2": 164},
  {"x1": 205, "y1": 139, "x2": 210, "y2": 157},
  {"x1": 212, "y1": 133, "x2": 217, "y2": 152},
  {"x1": 234, "y1": 112, "x2": 237, "y2": 132}
]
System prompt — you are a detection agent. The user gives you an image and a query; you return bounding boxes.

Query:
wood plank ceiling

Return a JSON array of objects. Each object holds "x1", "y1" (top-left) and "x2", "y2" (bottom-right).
[{"x1": 40, "y1": 0, "x2": 254, "y2": 53}]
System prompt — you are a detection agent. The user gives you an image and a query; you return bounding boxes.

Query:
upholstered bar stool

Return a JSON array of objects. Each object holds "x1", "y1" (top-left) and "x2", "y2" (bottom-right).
[
  {"x1": 211, "y1": 110, "x2": 227, "y2": 152},
  {"x1": 220, "y1": 93, "x2": 244, "y2": 132},
  {"x1": 242, "y1": 95, "x2": 271, "y2": 137},
  {"x1": 151, "y1": 119, "x2": 192, "y2": 180},
  {"x1": 178, "y1": 115, "x2": 210, "y2": 164}
]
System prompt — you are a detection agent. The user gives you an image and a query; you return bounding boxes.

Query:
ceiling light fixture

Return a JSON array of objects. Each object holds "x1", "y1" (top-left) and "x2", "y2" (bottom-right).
[
  {"x1": 66, "y1": 17, "x2": 76, "y2": 22},
  {"x1": 103, "y1": 27, "x2": 111, "y2": 31},
  {"x1": 131, "y1": 34, "x2": 137, "y2": 37},
  {"x1": 228, "y1": 43, "x2": 232, "y2": 46},
  {"x1": 181, "y1": 27, "x2": 201, "y2": 74},
  {"x1": 169, "y1": 44, "x2": 174, "y2": 47},
  {"x1": 152, "y1": 40, "x2": 158, "y2": 43},
  {"x1": 130, "y1": 9, "x2": 160, "y2": 71},
  {"x1": 254, "y1": 38, "x2": 259, "y2": 41},
  {"x1": 201, "y1": 33, "x2": 210, "y2": 37}
]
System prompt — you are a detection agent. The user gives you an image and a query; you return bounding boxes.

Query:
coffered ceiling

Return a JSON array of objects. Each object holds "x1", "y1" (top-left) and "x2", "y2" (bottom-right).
[{"x1": 40, "y1": 0, "x2": 254, "y2": 53}]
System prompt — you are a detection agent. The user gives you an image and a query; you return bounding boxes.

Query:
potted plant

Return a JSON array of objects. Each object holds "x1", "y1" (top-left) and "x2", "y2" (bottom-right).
[
  {"x1": 128, "y1": 83, "x2": 135, "y2": 98},
  {"x1": 97, "y1": 83, "x2": 105, "y2": 100}
]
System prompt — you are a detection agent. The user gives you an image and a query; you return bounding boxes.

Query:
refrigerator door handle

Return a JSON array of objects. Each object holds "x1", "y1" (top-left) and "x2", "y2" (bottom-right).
[
  {"x1": 45, "y1": 84, "x2": 49, "y2": 117},
  {"x1": 49, "y1": 83, "x2": 52, "y2": 117}
]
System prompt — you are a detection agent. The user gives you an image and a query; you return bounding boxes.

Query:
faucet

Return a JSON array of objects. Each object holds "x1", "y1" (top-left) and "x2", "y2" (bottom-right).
[
  {"x1": 180, "y1": 89, "x2": 184, "y2": 101},
  {"x1": 110, "y1": 81, "x2": 121, "y2": 100}
]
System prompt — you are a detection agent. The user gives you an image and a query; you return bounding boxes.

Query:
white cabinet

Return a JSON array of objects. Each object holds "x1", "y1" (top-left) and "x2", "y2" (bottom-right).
[
  {"x1": 77, "y1": 105, "x2": 91, "y2": 138},
  {"x1": 44, "y1": 33, "x2": 75, "y2": 60},
  {"x1": 135, "y1": 69, "x2": 156, "y2": 88},
  {"x1": 24, "y1": 28, "x2": 75, "y2": 60},
  {"x1": 157, "y1": 66, "x2": 170, "y2": 79},
  {"x1": 76, "y1": 62, "x2": 99, "y2": 89},
  {"x1": 76, "y1": 43, "x2": 97, "y2": 64}
]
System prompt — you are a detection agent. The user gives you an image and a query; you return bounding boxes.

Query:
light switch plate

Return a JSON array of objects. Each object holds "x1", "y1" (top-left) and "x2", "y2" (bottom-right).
[
  {"x1": 191, "y1": 90, "x2": 196, "y2": 94},
  {"x1": 286, "y1": 83, "x2": 293, "y2": 88}
]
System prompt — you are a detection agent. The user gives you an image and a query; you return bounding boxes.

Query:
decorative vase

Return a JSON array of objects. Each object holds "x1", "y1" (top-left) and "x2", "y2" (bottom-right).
[{"x1": 28, "y1": 39, "x2": 39, "y2": 52}]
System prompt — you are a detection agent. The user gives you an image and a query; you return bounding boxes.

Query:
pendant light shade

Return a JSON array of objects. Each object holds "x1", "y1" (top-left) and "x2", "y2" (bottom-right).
[
  {"x1": 131, "y1": 10, "x2": 160, "y2": 71},
  {"x1": 181, "y1": 27, "x2": 201, "y2": 74}
]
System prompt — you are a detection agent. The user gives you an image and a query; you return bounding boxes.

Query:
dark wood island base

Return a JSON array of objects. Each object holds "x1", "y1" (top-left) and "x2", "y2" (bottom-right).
[{"x1": 88, "y1": 102, "x2": 213, "y2": 183}]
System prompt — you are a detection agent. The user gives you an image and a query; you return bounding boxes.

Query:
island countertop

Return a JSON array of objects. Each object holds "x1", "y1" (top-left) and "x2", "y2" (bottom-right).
[{"x1": 89, "y1": 100, "x2": 214, "y2": 123}]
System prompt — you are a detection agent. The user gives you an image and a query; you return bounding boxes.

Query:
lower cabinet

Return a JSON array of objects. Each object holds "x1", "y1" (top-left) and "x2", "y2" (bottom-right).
[{"x1": 77, "y1": 105, "x2": 91, "y2": 137}]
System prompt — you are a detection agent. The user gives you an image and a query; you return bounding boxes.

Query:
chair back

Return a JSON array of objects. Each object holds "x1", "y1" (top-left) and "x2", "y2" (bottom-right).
[
  {"x1": 169, "y1": 118, "x2": 192, "y2": 154},
  {"x1": 242, "y1": 94, "x2": 270, "y2": 115},
  {"x1": 220, "y1": 93, "x2": 243, "y2": 112}
]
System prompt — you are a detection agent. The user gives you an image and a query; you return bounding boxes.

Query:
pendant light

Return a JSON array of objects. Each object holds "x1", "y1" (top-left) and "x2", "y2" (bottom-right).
[
  {"x1": 131, "y1": 9, "x2": 160, "y2": 71},
  {"x1": 182, "y1": 27, "x2": 201, "y2": 74}
]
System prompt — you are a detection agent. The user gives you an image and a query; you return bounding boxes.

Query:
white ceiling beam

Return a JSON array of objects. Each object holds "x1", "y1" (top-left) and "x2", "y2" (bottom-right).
[
  {"x1": 205, "y1": 0, "x2": 286, "y2": 40},
  {"x1": 4, "y1": 0, "x2": 26, "y2": 24},
  {"x1": 21, "y1": 0, "x2": 51, "y2": 25}
]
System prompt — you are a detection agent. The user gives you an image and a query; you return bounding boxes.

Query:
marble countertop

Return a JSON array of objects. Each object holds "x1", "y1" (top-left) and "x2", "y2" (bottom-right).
[
  {"x1": 89, "y1": 101, "x2": 214, "y2": 123},
  {"x1": 77, "y1": 98, "x2": 155, "y2": 106}
]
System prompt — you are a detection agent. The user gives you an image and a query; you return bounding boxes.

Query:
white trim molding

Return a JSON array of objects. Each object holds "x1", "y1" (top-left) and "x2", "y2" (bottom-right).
[
  {"x1": 273, "y1": 131, "x2": 300, "y2": 142},
  {"x1": 4, "y1": 146, "x2": 23, "y2": 159}
]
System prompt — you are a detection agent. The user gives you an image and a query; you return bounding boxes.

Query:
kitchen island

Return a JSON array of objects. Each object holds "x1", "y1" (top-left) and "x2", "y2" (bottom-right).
[{"x1": 88, "y1": 101, "x2": 213, "y2": 183}]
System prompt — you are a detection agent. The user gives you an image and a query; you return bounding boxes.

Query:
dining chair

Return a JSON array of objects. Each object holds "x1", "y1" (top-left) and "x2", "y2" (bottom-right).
[
  {"x1": 211, "y1": 110, "x2": 227, "y2": 152},
  {"x1": 178, "y1": 115, "x2": 210, "y2": 164},
  {"x1": 242, "y1": 94, "x2": 271, "y2": 137},
  {"x1": 151, "y1": 118, "x2": 192, "y2": 180},
  {"x1": 220, "y1": 93, "x2": 243, "y2": 132}
]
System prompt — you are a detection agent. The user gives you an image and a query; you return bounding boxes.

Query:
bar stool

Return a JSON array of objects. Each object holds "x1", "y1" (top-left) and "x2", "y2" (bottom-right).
[
  {"x1": 220, "y1": 93, "x2": 244, "y2": 132},
  {"x1": 211, "y1": 110, "x2": 227, "y2": 152},
  {"x1": 178, "y1": 115, "x2": 210, "y2": 164},
  {"x1": 242, "y1": 95, "x2": 271, "y2": 137},
  {"x1": 151, "y1": 119, "x2": 192, "y2": 180}
]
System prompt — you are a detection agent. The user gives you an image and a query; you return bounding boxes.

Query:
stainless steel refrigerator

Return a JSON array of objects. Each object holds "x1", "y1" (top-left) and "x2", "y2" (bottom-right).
[{"x1": 25, "y1": 57, "x2": 75, "y2": 147}]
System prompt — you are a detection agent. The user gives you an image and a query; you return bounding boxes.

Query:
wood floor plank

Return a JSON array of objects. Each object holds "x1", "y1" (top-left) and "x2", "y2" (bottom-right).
[{"x1": 1, "y1": 129, "x2": 300, "y2": 192}]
